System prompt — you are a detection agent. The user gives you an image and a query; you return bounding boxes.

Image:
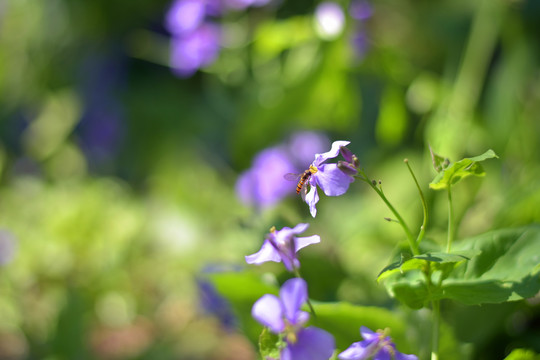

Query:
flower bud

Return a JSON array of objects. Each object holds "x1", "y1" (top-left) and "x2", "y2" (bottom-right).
[
  {"x1": 337, "y1": 161, "x2": 358, "y2": 176},
  {"x1": 339, "y1": 146, "x2": 354, "y2": 163},
  {"x1": 352, "y1": 154, "x2": 360, "y2": 168}
]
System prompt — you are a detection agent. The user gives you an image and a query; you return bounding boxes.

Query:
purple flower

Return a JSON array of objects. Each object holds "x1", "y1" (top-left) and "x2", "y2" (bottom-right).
[
  {"x1": 348, "y1": 1, "x2": 372, "y2": 60},
  {"x1": 236, "y1": 146, "x2": 297, "y2": 209},
  {"x1": 169, "y1": 22, "x2": 221, "y2": 77},
  {"x1": 288, "y1": 131, "x2": 330, "y2": 167},
  {"x1": 351, "y1": 31, "x2": 369, "y2": 60},
  {"x1": 165, "y1": 0, "x2": 207, "y2": 35},
  {"x1": 304, "y1": 141, "x2": 355, "y2": 217},
  {"x1": 245, "y1": 223, "x2": 320, "y2": 272},
  {"x1": 314, "y1": 2, "x2": 345, "y2": 40},
  {"x1": 197, "y1": 278, "x2": 237, "y2": 330},
  {"x1": 235, "y1": 131, "x2": 329, "y2": 210},
  {"x1": 252, "y1": 278, "x2": 335, "y2": 360},
  {"x1": 338, "y1": 326, "x2": 418, "y2": 360},
  {"x1": 349, "y1": 0, "x2": 372, "y2": 20}
]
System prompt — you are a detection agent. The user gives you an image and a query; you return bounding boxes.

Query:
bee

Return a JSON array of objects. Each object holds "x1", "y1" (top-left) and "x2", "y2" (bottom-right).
[{"x1": 284, "y1": 167, "x2": 315, "y2": 200}]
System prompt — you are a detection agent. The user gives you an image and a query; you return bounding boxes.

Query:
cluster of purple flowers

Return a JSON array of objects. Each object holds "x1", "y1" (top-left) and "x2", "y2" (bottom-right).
[
  {"x1": 164, "y1": 0, "x2": 271, "y2": 77},
  {"x1": 252, "y1": 277, "x2": 335, "y2": 360},
  {"x1": 314, "y1": 0, "x2": 372, "y2": 59},
  {"x1": 235, "y1": 131, "x2": 330, "y2": 211},
  {"x1": 349, "y1": 0, "x2": 372, "y2": 60},
  {"x1": 243, "y1": 140, "x2": 418, "y2": 359}
]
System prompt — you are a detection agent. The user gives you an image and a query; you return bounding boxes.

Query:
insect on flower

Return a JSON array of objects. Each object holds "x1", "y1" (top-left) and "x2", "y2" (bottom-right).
[{"x1": 284, "y1": 165, "x2": 318, "y2": 198}]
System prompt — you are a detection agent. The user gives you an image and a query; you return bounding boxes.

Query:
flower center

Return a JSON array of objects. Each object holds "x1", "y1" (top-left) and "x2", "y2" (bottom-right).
[
  {"x1": 309, "y1": 164, "x2": 318, "y2": 174},
  {"x1": 284, "y1": 322, "x2": 300, "y2": 344},
  {"x1": 376, "y1": 329, "x2": 395, "y2": 357}
]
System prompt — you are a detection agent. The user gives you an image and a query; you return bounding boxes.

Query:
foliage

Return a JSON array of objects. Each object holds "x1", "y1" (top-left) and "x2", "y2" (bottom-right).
[{"x1": 0, "y1": 0, "x2": 539, "y2": 359}]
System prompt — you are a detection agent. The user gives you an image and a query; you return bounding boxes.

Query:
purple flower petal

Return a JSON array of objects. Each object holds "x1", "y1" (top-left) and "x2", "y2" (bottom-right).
[
  {"x1": 280, "y1": 253, "x2": 300, "y2": 272},
  {"x1": 252, "y1": 294, "x2": 285, "y2": 333},
  {"x1": 313, "y1": 140, "x2": 351, "y2": 166},
  {"x1": 373, "y1": 347, "x2": 392, "y2": 360},
  {"x1": 170, "y1": 23, "x2": 221, "y2": 77},
  {"x1": 274, "y1": 225, "x2": 305, "y2": 245},
  {"x1": 314, "y1": 163, "x2": 354, "y2": 196},
  {"x1": 246, "y1": 224, "x2": 320, "y2": 271},
  {"x1": 360, "y1": 326, "x2": 379, "y2": 341},
  {"x1": 338, "y1": 341, "x2": 373, "y2": 360},
  {"x1": 245, "y1": 239, "x2": 281, "y2": 265},
  {"x1": 281, "y1": 327, "x2": 336, "y2": 360},
  {"x1": 280, "y1": 278, "x2": 308, "y2": 325},
  {"x1": 394, "y1": 350, "x2": 419, "y2": 360},
  {"x1": 165, "y1": 0, "x2": 206, "y2": 35},
  {"x1": 295, "y1": 235, "x2": 320, "y2": 251},
  {"x1": 290, "y1": 223, "x2": 310, "y2": 234},
  {"x1": 305, "y1": 186, "x2": 319, "y2": 218}
]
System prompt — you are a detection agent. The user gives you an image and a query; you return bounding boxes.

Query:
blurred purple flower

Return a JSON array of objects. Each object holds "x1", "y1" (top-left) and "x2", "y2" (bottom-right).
[
  {"x1": 351, "y1": 31, "x2": 369, "y2": 59},
  {"x1": 77, "y1": 51, "x2": 125, "y2": 168},
  {"x1": 304, "y1": 141, "x2": 355, "y2": 217},
  {"x1": 349, "y1": 0, "x2": 372, "y2": 20},
  {"x1": 235, "y1": 131, "x2": 329, "y2": 210},
  {"x1": 165, "y1": 0, "x2": 207, "y2": 35},
  {"x1": 287, "y1": 132, "x2": 330, "y2": 168},
  {"x1": 197, "y1": 278, "x2": 237, "y2": 330},
  {"x1": 252, "y1": 278, "x2": 335, "y2": 360},
  {"x1": 165, "y1": 0, "x2": 271, "y2": 77},
  {"x1": 170, "y1": 22, "x2": 221, "y2": 77},
  {"x1": 245, "y1": 223, "x2": 320, "y2": 272},
  {"x1": 348, "y1": 0, "x2": 372, "y2": 60},
  {"x1": 314, "y1": 2, "x2": 345, "y2": 40},
  {"x1": 236, "y1": 146, "x2": 297, "y2": 209},
  {"x1": 0, "y1": 230, "x2": 16, "y2": 266},
  {"x1": 338, "y1": 326, "x2": 418, "y2": 360}
]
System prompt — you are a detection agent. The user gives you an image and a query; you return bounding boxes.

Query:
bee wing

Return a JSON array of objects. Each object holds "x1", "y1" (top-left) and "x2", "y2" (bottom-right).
[
  {"x1": 300, "y1": 182, "x2": 309, "y2": 201},
  {"x1": 283, "y1": 173, "x2": 301, "y2": 181}
]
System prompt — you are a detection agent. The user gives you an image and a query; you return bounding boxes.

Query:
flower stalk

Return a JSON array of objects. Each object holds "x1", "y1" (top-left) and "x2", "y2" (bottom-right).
[
  {"x1": 404, "y1": 159, "x2": 428, "y2": 246},
  {"x1": 446, "y1": 185, "x2": 455, "y2": 253},
  {"x1": 431, "y1": 299, "x2": 440, "y2": 360},
  {"x1": 357, "y1": 169, "x2": 419, "y2": 256}
]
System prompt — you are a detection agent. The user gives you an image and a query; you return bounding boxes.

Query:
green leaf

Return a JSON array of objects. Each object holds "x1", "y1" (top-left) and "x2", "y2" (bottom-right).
[
  {"x1": 438, "y1": 225, "x2": 540, "y2": 305},
  {"x1": 382, "y1": 225, "x2": 540, "y2": 308},
  {"x1": 389, "y1": 281, "x2": 430, "y2": 309},
  {"x1": 504, "y1": 348, "x2": 540, "y2": 360},
  {"x1": 377, "y1": 252, "x2": 476, "y2": 282},
  {"x1": 208, "y1": 272, "x2": 279, "y2": 342},
  {"x1": 429, "y1": 145, "x2": 450, "y2": 173},
  {"x1": 310, "y1": 302, "x2": 413, "y2": 353},
  {"x1": 259, "y1": 327, "x2": 282, "y2": 360},
  {"x1": 429, "y1": 149, "x2": 498, "y2": 190}
]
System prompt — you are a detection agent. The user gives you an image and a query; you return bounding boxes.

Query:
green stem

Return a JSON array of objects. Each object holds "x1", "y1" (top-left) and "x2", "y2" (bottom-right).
[
  {"x1": 446, "y1": 185, "x2": 454, "y2": 253},
  {"x1": 431, "y1": 299, "x2": 440, "y2": 360},
  {"x1": 358, "y1": 171, "x2": 419, "y2": 255},
  {"x1": 404, "y1": 159, "x2": 428, "y2": 246},
  {"x1": 293, "y1": 268, "x2": 316, "y2": 317}
]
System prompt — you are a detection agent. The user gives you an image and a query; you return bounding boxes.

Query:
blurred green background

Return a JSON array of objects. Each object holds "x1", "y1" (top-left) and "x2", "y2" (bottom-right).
[{"x1": 0, "y1": 0, "x2": 540, "y2": 358}]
